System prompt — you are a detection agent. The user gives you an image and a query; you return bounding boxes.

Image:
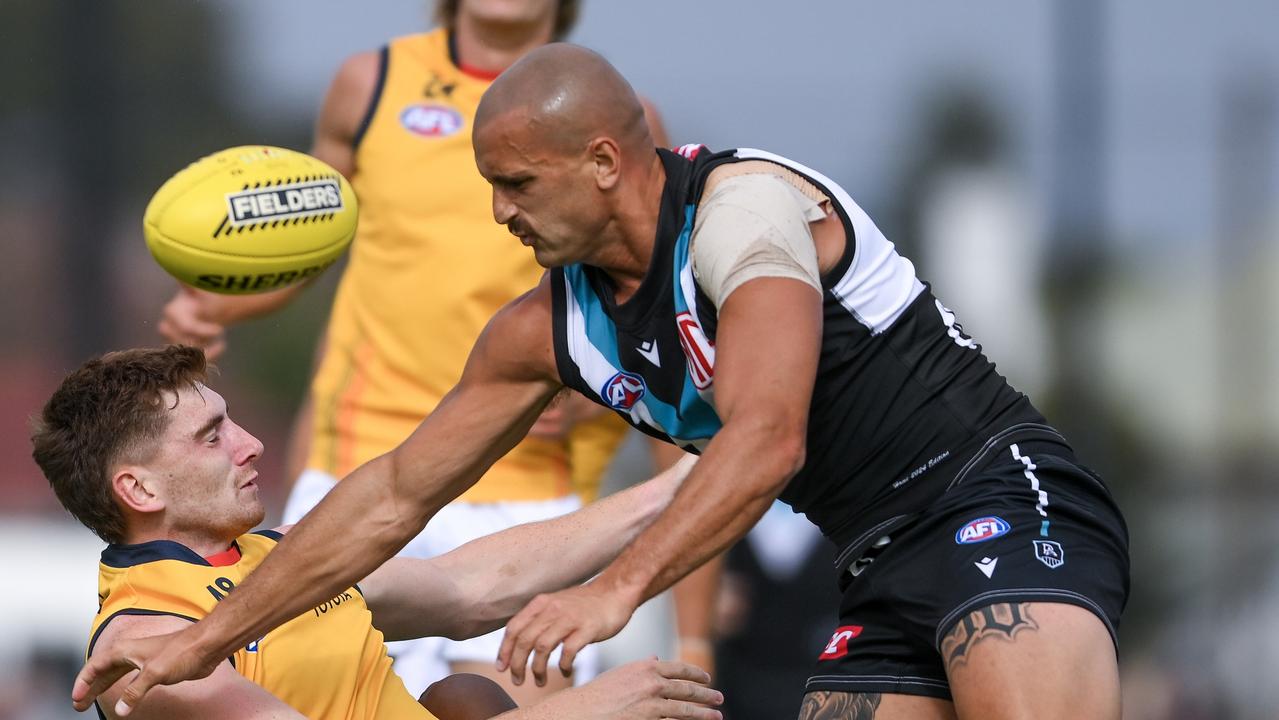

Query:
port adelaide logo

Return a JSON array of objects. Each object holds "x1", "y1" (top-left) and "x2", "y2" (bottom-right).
[
  {"x1": 1033, "y1": 540, "x2": 1065, "y2": 569},
  {"x1": 955, "y1": 516, "x2": 1011, "y2": 544},
  {"x1": 225, "y1": 178, "x2": 344, "y2": 229}
]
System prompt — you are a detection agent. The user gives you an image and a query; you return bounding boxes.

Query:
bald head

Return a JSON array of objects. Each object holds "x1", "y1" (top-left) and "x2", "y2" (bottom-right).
[{"x1": 475, "y1": 43, "x2": 652, "y2": 155}]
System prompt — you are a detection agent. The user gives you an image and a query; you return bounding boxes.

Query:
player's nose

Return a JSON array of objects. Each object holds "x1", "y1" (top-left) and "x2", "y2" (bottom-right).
[
  {"x1": 492, "y1": 190, "x2": 517, "y2": 225},
  {"x1": 228, "y1": 421, "x2": 264, "y2": 464}
]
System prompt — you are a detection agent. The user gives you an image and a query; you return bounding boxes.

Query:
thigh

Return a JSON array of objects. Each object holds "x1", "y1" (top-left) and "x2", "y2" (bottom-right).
[
  {"x1": 942, "y1": 602, "x2": 1119, "y2": 720},
  {"x1": 808, "y1": 443, "x2": 1128, "y2": 715},
  {"x1": 798, "y1": 692, "x2": 956, "y2": 720}
]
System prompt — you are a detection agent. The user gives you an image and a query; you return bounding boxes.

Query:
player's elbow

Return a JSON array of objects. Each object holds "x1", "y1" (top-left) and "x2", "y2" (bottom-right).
[
  {"x1": 771, "y1": 430, "x2": 807, "y2": 487},
  {"x1": 742, "y1": 416, "x2": 807, "y2": 496}
]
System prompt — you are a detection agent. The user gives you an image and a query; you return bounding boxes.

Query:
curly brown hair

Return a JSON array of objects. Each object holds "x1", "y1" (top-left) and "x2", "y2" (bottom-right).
[
  {"x1": 31, "y1": 346, "x2": 210, "y2": 544},
  {"x1": 435, "y1": 0, "x2": 580, "y2": 41}
]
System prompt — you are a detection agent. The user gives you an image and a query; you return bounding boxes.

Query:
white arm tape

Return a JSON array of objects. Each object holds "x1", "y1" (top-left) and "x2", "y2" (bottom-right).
[{"x1": 690, "y1": 173, "x2": 825, "y2": 310}]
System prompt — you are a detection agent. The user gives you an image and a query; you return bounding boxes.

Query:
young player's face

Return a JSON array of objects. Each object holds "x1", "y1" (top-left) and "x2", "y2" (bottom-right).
[
  {"x1": 148, "y1": 384, "x2": 266, "y2": 541},
  {"x1": 474, "y1": 115, "x2": 608, "y2": 267}
]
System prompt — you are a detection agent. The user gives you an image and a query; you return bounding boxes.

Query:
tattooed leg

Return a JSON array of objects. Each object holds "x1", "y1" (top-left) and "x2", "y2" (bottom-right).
[
  {"x1": 939, "y1": 602, "x2": 1038, "y2": 672},
  {"x1": 798, "y1": 692, "x2": 881, "y2": 720},
  {"x1": 942, "y1": 602, "x2": 1119, "y2": 720}
]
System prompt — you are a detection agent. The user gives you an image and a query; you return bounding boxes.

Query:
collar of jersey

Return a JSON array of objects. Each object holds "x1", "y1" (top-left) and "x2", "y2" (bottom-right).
[{"x1": 100, "y1": 539, "x2": 220, "y2": 568}]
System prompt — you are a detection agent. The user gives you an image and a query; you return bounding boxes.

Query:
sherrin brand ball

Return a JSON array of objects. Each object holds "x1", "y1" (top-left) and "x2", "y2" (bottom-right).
[{"x1": 143, "y1": 146, "x2": 357, "y2": 294}]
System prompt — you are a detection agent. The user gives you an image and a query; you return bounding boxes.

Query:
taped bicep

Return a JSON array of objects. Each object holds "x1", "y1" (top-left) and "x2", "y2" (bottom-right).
[{"x1": 690, "y1": 173, "x2": 825, "y2": 309}]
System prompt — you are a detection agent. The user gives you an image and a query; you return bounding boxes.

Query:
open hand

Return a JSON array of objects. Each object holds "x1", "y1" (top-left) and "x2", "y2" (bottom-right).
[
  {"x1": 72, "y1": 629, "x2": 219, "y2": 716},
  {"x1": 497, "y1": 582, "x2": 637, "y2": 687},
  {"x1": 539, "y1": 658, "x2": 722, "y2": 720}
]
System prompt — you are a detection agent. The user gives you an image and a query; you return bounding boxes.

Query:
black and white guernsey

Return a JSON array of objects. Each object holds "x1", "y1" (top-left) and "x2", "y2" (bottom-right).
[{"x1": 550, "y1": 146, "x2": 1057, "y2": 554}]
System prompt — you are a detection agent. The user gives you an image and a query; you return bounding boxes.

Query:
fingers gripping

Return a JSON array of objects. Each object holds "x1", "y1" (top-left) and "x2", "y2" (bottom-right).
[
  {"x1": 116, "y1": 669, "x2": 161, "y2": 717},
  {"x1": 72, "y1": 645, "x2": 152, "y2": 714}
]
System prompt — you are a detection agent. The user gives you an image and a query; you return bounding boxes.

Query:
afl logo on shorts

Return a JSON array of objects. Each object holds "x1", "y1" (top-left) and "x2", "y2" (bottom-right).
[
  {"x1": 955, "y1": 516, "x2": 1011, "y2": 544},
  {"x1": 400, "y1": 104, "x2": 464, "y2": 138},
  {"x1": 601, "y1": 371, "x2": 646, "y2": 410},
  {"x1": 818, "y1": 625, "x2": 863, "y2": 661}
]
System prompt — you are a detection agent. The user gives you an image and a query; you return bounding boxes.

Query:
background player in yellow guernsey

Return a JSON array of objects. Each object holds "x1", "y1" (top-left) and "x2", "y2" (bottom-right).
[
  {"x1": 153, "y1": 0, "x2": 713, "y2": 703},
  {"x1": 32, "y1": 345, "x2": 721, "y2": 720}
]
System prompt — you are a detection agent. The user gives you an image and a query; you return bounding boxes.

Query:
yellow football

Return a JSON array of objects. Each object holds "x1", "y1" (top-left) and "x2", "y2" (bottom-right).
[{"x1": 143, "y1": 146, "x2": 357, "y2": 294}]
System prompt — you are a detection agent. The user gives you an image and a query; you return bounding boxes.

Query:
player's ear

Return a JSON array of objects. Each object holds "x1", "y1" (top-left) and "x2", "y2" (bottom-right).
[
  {"x1": 113, "y1": 467, "x2": 164, "y2": 514},
  {"x1": 589, "y1": 137, "x2": 621, "y2": 191}
]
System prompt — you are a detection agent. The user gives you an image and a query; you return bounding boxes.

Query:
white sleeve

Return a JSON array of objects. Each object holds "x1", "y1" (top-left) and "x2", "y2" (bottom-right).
[{"x1": 690, "y1": 173, "x2": 826, "y2": 310}]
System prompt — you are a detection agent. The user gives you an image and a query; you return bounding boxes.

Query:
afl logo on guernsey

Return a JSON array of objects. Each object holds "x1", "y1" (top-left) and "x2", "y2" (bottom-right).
[
  {"x1": 601, "y1": 371, "x2": 646, "y2": 410},
  {"x1": 400, "y1": 104, "x2": 464, "y2": 137},
  {"x1": 955, "y1": 516, "x2": 1010, "y2": 544}
]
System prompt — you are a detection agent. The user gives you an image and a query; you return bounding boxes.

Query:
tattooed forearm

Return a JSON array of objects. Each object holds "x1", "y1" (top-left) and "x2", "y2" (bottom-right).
[
  {"x1": 940, "y1": 602, "x2": 1038, "y2": 671},
  {"x1": 798, "y1": 691, "x2": 882, "y2": 720}
]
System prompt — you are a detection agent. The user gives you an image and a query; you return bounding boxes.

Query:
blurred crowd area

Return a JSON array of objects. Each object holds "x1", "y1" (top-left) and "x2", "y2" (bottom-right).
[{"x1": 3, "y1": 1, "x2": 1278, "y2": 718}]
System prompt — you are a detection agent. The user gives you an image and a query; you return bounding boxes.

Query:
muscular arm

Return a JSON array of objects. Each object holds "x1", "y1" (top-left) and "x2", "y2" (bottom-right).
[
  {"x1": 596, "y1": 277, "x2": 820, "y2": 604},
  {"x1": 156, "y1": 50, "x2": 379, "y2": 352},
  {"x1": 499, "y1": 278, "x2": 821, "y2": 684},
  {"x1": 363, "y1": 454, "x2": 696, "y2": 642},
  {"x1": 92, "y1": 615, "x2": 304, "y2": 720},
  {"x1": 76, "y1": 279, "x2": 566, "y2": 715}
]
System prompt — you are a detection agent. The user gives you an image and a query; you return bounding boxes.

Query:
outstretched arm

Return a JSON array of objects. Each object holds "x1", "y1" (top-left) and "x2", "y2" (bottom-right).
[
  {"x1": 363, "y1": 454, "x2": 696, "y2": 642},
  {"x1": 74, "y1": 279, "x2": 565, "y2": 716},
  {"x1": 499, "y1": 277, "x2": 822, "y2": 685}
]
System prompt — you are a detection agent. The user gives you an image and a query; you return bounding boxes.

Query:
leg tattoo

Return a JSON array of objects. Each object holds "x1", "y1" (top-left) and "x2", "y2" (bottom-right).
[
  {"x1": 798, "y1": 691, "x2": 882, "y2": 719},
  {"x1": 940, "y1": 602, "x2": 1038, "y2": 671}
]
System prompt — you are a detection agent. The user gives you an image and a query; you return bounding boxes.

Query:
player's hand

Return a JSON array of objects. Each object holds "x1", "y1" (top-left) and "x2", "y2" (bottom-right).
[
  {"x1": 158, "y1": 284, "x2": 227, "y2": 360},
  {"x1": 538, "y1": 658, "x2": 722, "y2": 720},
  {"x1": 497, "y1": 581, "x2": 637, "y2": 687},
  {"x1": 677, "y1": 637, "x2": 716, "y2": 683},
  {"x1": 72, "y1": 629, "x2": 219, "y2": 716}
]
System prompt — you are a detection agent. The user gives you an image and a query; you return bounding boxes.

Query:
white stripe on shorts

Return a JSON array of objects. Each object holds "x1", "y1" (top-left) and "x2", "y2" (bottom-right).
[{"x1": 1011, "y1": 443, "x2": 1048, "y2": 518}]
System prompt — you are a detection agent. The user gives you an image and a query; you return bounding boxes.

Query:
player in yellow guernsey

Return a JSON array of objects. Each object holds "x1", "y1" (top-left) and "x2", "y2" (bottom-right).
[
  {"x1": 153, "y1": 0, "x2": 721, "y2": 702},
  {"x1": 35, "y1": 346, "x2": 722, "y2": 720}
]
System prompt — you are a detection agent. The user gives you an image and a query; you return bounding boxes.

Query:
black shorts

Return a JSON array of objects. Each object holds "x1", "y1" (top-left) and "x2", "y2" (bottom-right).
[{"x1": 805, "y1": 439, "x2": 1130, "y2": 700}]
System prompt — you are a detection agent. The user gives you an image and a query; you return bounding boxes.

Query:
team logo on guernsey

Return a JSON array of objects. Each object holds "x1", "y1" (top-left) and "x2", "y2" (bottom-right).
[
  {"x1": 1033, "y1": 540, "x2": 1065, "y2": 569},
  {"x1": 676, "y1": 311, "x2": 715, "y2": 389},
  {"x1": 400, "y1": 104, "x2": 464, "y2": 137},
  {"x1": 818, "y1": 625, "x2": 863, "y2": 660},
  {"x1": 601, "y1": 371, "x2": 646, "y2": 410},
  {"x1": 955, "y1": 516, "x2": 1010, "y2": 544},
  {"x1": 673, "y1": 143, "x2": 704, "y2": 159}
]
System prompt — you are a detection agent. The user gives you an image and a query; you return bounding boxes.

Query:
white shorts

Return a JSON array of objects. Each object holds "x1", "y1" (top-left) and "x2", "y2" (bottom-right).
[{"x1": 282, "y1": 470, "x2": 599, "y2": 697}]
